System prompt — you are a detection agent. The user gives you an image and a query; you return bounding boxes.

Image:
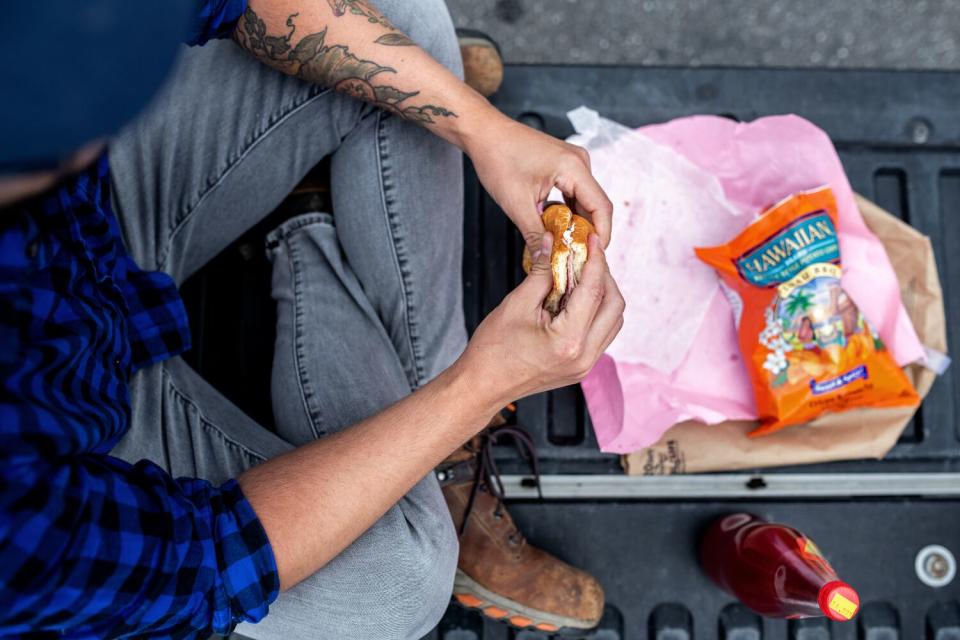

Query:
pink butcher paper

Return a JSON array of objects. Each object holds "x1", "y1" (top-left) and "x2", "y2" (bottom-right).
[{"x1": 583, "y1": 114, "x2": 925, "y2": 453}]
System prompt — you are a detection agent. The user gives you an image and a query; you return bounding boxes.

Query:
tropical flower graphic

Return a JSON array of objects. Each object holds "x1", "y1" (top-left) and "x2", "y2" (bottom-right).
[{"x1": 759, "y1": 305, "x2": 792, "y2": 377}]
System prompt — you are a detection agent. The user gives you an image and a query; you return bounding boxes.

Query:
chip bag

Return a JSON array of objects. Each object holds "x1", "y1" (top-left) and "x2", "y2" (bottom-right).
[{"x1": 696, "y1": 186, "x2": 919, "y2": 437}]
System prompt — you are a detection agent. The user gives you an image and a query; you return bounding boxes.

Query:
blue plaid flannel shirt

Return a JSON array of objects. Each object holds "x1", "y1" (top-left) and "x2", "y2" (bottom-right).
[{"x1": 0, "y1": 1, "x2": 281, "y2": 637}]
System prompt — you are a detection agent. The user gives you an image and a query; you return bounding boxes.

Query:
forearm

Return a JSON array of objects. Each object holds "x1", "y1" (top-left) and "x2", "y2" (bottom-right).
[
  {"x1": 237, "y1": 358, "x2": 502, "y2": 590},
  {"x1": 234, "y1": 0, "x2": 502, "y2": 149}
]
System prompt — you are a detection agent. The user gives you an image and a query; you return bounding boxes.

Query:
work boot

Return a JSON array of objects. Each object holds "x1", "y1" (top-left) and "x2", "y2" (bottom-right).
[
  {"x1": 457, "y1": 28, "x2": 504, "y2": 97},
  {"x1": 438, "y1": 412, "x2": 605, "y2": 634}
]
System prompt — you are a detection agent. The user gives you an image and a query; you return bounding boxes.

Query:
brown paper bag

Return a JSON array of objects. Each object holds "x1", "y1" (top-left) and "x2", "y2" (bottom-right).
[{"x1": 623, "y1": 195, "x2": 947, "y2": 475}]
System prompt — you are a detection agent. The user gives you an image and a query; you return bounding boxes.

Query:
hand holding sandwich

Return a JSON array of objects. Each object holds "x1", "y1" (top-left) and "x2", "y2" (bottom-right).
[
  {"x1": 241, "y1": 228, "x2": 623, "y2": 591},
  {"x1": 460, "y1": 229, "x2": 625, "y2": 405},
  {"x1": 461, "y1": 112, "x2": 614, "y2": 251}
]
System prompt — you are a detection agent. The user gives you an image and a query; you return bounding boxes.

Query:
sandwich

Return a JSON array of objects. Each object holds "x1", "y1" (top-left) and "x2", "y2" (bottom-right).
[{"x1": 522, "y1": 202, "x2": 595, "y2": 315}]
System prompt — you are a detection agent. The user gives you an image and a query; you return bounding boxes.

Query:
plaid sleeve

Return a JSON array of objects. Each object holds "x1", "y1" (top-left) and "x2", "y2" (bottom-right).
[
  {"x1": 187, "y1": 0, "x2": 249, "y2": 45},
  {"x1": 0, "y1": 454, "x2": 279, "y2": 638}
]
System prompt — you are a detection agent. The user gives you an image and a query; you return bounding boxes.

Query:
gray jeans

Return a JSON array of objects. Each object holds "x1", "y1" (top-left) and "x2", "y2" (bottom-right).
[{"x1": 108, "y1": 2, "x2": 466, "y2": 638}]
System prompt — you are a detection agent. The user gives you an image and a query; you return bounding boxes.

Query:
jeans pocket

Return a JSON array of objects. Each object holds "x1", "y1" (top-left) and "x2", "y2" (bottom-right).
[{"x1": 265, "y1": 212, "x2": 335, "y2": 258}]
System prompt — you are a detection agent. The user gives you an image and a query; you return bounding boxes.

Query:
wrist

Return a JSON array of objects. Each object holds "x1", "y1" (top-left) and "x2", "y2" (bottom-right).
[
  {"x1": 442, "y1": 350, "x2": 511, "y2": 421},
  {"x1": 447, "y1": 98, "x2": 512, "y2": 154}
]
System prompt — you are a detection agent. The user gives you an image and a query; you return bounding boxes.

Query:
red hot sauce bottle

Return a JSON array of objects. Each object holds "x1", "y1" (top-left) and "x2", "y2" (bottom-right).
[{"x1": 700, "y1": 512, "x2": 860, "y2": 621}]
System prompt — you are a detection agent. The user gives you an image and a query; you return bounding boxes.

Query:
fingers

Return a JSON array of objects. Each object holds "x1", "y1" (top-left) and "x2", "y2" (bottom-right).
[
  {"x1": 575, "y1": 145, "x2": 592, "y2": 170},
  {"x1": 553, "y1": 236, "x2": 624, "y2": 379},
  {"x1": 583, "y1": 271, "x2": 625, "y2": 359},
  {"x1": 518, "y1": 202, "x2": 548, "y2": 254},
  {"x1": 562, "y1": 193, "x2": 578, "y2": 217},
  {"x1": 555, "y1": 152, "x2": 614, "y2": 248},
  {"x1": 513, "y1": 231, "x2": 554, "y2": 308},
  {"x1": 556, "y1": 234, "x2": 606, "y2": 332},
  {"x1": 562, "y1": 147, "x2": 592, "y2": 217}
]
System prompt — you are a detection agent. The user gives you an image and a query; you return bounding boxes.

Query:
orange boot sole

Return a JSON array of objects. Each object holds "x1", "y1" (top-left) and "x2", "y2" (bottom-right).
[{"x1": 451, "y1": 569, "x2": 601, "y2": 635}]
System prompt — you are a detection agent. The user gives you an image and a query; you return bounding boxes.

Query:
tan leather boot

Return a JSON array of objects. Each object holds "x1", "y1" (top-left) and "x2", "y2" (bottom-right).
[
  {"x1": 457, "y1": 29, "x2": 504, "y2": 98},
  {"x1": 438, "y1": 417, "x2": 605, "y2": 634}
]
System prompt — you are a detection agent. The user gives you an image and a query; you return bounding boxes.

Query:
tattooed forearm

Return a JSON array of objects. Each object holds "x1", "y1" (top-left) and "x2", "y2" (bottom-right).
[
  {"x1": 238, "y1": 10, "x2": 299, "y2": 61},
  {"x1": 236, "y1": 7, "x2": 455, "y2": 124}
]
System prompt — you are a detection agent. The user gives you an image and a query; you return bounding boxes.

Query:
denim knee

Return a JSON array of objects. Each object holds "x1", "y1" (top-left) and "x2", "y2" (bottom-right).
[
  {"x1": 378, "y1": 0, "x2": 463, "y2": 80},
  {"x1": 393, "y1": 509, "x2": 459, "y2": 637}
]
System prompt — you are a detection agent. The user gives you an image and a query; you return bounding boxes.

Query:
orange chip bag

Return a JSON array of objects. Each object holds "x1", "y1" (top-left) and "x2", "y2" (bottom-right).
[{"x1": 696, "y1": 186, "x2": 919, "y2": 437}]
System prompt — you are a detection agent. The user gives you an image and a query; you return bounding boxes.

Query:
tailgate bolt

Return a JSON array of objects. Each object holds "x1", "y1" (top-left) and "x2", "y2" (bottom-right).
[
  {"x1": 909, "y1": 118, "x2": 932, "y2": 144},
  {"x1": 915, "y1": 544, "x2": 956, "y2": 587}
]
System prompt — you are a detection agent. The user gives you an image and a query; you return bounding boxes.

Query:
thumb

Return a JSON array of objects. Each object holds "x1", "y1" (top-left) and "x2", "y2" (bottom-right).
[
  {"x1": 515, "y1": 231, "x2": 554, "y2": 305},
  {"x1": 519, "y1": 201, "x2": 548, "y2": 255}
]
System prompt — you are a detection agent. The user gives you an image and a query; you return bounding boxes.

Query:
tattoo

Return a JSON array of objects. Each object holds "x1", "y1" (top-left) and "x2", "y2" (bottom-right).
[
  {"x1": 237, "y1": 7, "x2": 456, "y2": 124},
  {"x1": 374, "y1": 33, "x2": 415, "y2": 47},
  {"x1": 326, "y1": 0, "x2": 397, "y2": 31}
]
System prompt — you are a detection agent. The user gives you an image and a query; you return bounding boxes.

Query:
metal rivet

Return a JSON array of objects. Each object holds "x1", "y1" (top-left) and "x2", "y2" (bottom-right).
[
  {"x1": 909, "y1": 118, "x2": 932, "y2": 144},
  {"x1": 915, "y1": 544, "x2": 956, "y2": 587}
]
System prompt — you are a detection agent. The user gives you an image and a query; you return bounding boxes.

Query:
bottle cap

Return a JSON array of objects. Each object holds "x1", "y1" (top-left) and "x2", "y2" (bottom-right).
[{"x1": 818, "y1": 580, "x2": 860, "y2": 621}]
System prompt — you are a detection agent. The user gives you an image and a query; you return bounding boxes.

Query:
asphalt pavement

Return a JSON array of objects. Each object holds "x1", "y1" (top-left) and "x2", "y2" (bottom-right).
[{"x1": 446, "y1": 0, "x2": 959, "y2": 69}]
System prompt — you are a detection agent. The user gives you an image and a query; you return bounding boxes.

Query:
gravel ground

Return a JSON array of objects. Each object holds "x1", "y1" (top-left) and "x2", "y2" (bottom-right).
[{"x1": 446, "y1": 0, "x2": 960, "y2": 69}]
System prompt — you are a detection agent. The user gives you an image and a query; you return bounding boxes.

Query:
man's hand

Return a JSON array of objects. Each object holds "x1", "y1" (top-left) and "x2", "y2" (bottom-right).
[
  {"x1": 240, "y1": 224, "x2": 622, "y2": 594},
  {"x1": 462, "y1": 113, "x2": 614, "y2": 253},
  {"x1": 240, "y1": 233, "x2": 622, "y2": 590},
  {"x1": 459, "y1": 232, "x2": 625, "y2": 407}
]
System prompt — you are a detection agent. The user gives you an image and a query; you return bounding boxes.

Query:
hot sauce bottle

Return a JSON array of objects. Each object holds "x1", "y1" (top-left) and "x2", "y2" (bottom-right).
[{"x1": 700, "y1": 513, "x2": 860, "y2": 621}]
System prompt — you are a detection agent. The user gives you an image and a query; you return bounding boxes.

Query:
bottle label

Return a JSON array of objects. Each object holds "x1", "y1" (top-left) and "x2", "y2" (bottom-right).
[
  {"x1": 828, "y1": 592, "x2": 858, "y2": 620},
  {"x1": 799, "y1": 536, "x2": 837, "y2": 575},
  {"x1": 803, "y1": 538, "x2": 821, "y2": 557}
]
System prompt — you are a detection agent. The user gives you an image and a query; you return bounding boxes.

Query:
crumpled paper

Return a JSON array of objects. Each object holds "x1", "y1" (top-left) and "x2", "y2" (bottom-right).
[
  {"x1": 623, "y1": 195, "x2": 949, "y2": 474},
  {"x1": 565, "y1": 108, "x2": 927, "y2": 453},
  {"x1": 565, "y1": 108, "x2": 748, "y2": 374}
]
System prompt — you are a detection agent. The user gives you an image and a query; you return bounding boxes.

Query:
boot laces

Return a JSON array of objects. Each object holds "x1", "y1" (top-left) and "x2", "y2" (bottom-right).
[{"x1": 460, "y1": 423, "x2": 543, "y2": 537}]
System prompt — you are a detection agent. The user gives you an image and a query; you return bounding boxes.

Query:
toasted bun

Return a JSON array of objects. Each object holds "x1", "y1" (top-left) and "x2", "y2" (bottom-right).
[{"x1": 522, "y1": 203, "x2": 595, "y2": 314}]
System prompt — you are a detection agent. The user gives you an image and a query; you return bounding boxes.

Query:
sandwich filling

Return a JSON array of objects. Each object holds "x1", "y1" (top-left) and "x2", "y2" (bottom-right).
[
  {"x1": 521, "y1": 203, "x2": 594, "y2": 316},
  {"x1": 559, "y1": 224, "x2": 579, "y2": 311}
]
